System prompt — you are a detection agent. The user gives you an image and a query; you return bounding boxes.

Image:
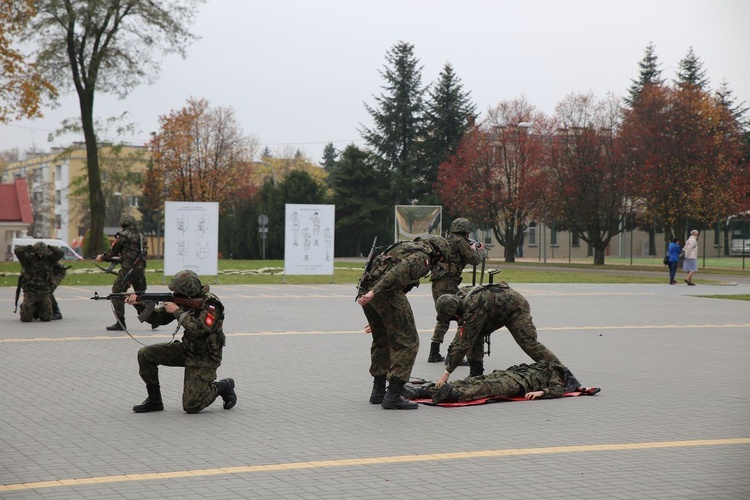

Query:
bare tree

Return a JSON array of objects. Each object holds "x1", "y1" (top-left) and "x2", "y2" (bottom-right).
[{"x1": 23, "y1": 0, "x2": 204, "y2": 254}]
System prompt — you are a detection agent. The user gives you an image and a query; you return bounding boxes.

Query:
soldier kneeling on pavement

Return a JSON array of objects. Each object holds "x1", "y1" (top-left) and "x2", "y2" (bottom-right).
[
  {"x1": 124, "y1": 270, "x2": 236, "y2": 414},
  {"x1": 14, "y1": 242, "x2": 64, "y2": 322}
]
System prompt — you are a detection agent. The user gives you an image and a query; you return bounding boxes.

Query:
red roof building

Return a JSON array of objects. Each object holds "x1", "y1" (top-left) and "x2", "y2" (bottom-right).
[{"x1": 0, "y1": 178, "x2": 33, "y2": 260}]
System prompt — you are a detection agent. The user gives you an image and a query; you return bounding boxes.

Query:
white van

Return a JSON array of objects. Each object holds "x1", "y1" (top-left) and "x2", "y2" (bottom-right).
[{"x1": 10, "y1": 238, "x2": 84, "y2": 261}]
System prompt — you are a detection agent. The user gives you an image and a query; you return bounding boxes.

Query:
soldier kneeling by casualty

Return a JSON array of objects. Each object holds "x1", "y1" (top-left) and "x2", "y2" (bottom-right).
[
  {"x1": 124, "y1": 270, "x2": 237, "y2": 414},
  {"x1": 403, "y1": 361, "x2": 600, "y2": 404}
]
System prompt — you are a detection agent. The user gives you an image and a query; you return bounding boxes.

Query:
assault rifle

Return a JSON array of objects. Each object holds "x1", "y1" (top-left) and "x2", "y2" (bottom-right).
[
  {"x1": 91, "y1": 291, "x2": 204, "y2": 322},
  {"x1": 13, "y1": 273, "x2": 24, "y2": 313},
  {"x1": 356, "y1": 236, "x2": 378, "y2": 300}
]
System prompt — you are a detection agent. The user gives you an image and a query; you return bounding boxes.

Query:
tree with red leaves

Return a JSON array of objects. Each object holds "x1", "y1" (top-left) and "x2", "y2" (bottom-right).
[
  {"x1": 545, "y1": 92, "x2": 631, "y2": 265},
  {"x1": 621, "y1": 83, "x2": 749, "y2": 244},
  {"x1": 437, "y1": 97, "x2": 547, "y2": 262}
]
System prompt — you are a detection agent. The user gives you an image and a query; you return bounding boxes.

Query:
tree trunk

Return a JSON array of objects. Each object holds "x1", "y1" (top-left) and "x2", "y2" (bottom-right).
[
  {"x1": 78, "y1": 90, "x2": 105, "y2": 256},
  {"x1": 593, "y1": 246, "x2": 606, "y2": 265}
]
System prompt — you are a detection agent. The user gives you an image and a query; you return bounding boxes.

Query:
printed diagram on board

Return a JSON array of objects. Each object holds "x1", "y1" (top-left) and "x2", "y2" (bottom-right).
[
  {"x1": 291, "y1": 211, "x2": 300, "y2": 246},
  {"x1": 311, "y1": 211, "x2": 320, "y2": 246},
  {"x1": 323, "y1": 227, "x2": 332, "y2": 261},
  {"x1": 174, "y1": 213, "x2": 211, "y2": 262}
]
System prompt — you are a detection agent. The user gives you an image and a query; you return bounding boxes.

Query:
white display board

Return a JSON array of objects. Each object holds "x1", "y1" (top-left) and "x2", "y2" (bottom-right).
[
  {"x1": 164, "y1": 201, "x2": 219, "y2": 277},
  {"x1": 284, "y1": 204, "x2": 335, "y2": 276}
]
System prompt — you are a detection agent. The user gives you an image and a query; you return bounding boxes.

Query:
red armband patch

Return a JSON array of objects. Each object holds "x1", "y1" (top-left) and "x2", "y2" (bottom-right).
[{"x1": 205, "y1": 313, "x2": 215, "y2": 326}]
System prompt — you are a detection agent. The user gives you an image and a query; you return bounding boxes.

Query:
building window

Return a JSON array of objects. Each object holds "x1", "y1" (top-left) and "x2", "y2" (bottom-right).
[
  {"x1": 128, "y1": 195, "x2": 140, "y2": 208},
  {"x1": 55, "y1": 215, "x2": 61, "y2": 229},
  {"x1": 550, "y1": 226, "x2": 558, "y2": 246},
  {"x1": 528, "y1": 223, "x2": 537, "y2": 246},
  {"x1": 572, "y1": 231, "x2": 580, "y2": 247},
  {"x1": 56, "y1": 190, "x2": 62, "y2": 205},
  {"x1": 55, "y1": 164, "x2": 62, "y2": 180}
]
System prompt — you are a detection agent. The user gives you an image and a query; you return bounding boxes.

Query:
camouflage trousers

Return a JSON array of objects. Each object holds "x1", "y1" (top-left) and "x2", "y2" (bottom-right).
[
  {"x1": 112, "y1": 268, "x2": 148, "y2": 323},
  {"x1": 20, "y1": 290, "x2": 53, "y2": 322},
  {"x1": 362, "y1": 289, "x2": 419, "y2": 383},
  {"x1": 430, "y1": 279, "x2": 459, "y2": 344},
  {"x1": 433, "y1": 371, "x2": 526, "y2": 402},
  {"x1": 137, "y1": 341, "x2": 222, "y2": 414}
]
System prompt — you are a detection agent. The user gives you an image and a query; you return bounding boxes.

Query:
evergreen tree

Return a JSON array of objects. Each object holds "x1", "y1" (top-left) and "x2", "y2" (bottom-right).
[
  {"x1": 261, "y1": 146, "x2": 273, "y2": 159},
  {"x1": 421, "y1": 63, "x2": 477, "y2": 204},
  {"x1": 675, "y1": 47, "x2": 709, "y2": 89},
  {"x1": 320, "y1": 142, "x2": 339, "y2": 186},
  {"x1": 715, "y1": 79, "x2": 749, "y2": 125},
  {"x1": 360, "y1": 41, "x2": 426, "y2": 205},
  {"x1": 625, "y1": 41, "x2": 663, "y2": 107},
  {"x1": 330, "y1": 145, "x2": 392, "y2": 255}
]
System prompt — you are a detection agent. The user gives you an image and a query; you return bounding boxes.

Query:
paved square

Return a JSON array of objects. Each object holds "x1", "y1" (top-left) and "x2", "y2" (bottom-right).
[{"x1": 1, "y1": 281, "x2": 749, "y2": 499}]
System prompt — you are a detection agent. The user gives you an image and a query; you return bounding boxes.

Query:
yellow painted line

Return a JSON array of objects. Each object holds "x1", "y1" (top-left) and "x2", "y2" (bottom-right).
[
  {"x1": 3, "y1": 323, "x2": 750, "y2": 343},
  {"x1": 1, "y1": 438, "x2": 748, "y2": 492}
]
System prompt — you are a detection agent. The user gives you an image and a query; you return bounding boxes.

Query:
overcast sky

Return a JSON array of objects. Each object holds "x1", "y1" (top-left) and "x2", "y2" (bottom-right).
[{"x1": 1, "y1": 0, "x2": 748, "y2": 164}]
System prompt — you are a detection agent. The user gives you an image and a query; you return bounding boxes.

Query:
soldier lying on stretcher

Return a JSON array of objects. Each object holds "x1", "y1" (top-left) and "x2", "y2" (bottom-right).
[{"x1": 402, "y1": 361, "x2": 600, "y2": 404}]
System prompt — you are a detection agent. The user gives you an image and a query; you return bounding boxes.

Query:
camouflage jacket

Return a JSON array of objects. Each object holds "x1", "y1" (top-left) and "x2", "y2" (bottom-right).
[
  {"x1": 102, "y1": 227, "x2": 147, "y2": 270},
  {"x1": 360, "y1": 240, "x2": 435, "y2": 295},
  {"x1": 494, "y1": 361, "x2": 566, "y2": 398},
  {"x1": 430, "y1": 233, "x2": 482, "y2": 282},
  {"x1": 14, "y1": 245, "x2": 64, "y2": 293},
  {"x1": 445, "y1": 283, "x2": 522, "y2": 372},
  {"x1": 136, "y1": 289, "x2": 225, "y2": 362}
]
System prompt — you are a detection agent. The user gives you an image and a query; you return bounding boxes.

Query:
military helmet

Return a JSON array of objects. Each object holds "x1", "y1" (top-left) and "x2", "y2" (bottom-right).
[
  {"x1": 435, "y1": 294, "x2": 460, "y2": 322},
  {"x1": 169, "y1": 270, "x2": 203, "y2": 297},
  {"x1": 425, "y1": 236, "x2": 451, "y2": 261},
  {"x1": 32, "y1": 241, "x2": 47, "y2": 256},
  {"x1": 449, "y1": 217, "x2": 472, "y2": 235},
  {"x1": 120, "y1": 214, "x2": 137, "y2": 228}
]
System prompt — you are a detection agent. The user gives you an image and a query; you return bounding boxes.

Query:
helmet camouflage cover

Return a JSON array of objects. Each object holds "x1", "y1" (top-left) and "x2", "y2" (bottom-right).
[
  {"x1": 120, "y1": 214, "x2": 137, "y2": 228},
  {"x1": 32, "y1": 241, "x2": 48, "y2": 256},
  {"x1": 435, "y1": 294, "x2": 460, "y2": 322},
  {"x1": 169, "y1": 270, "x2": 203, "y2": 297},
  {"x1": 449, "y1": 217, "x2": 472, "y2": 235}
]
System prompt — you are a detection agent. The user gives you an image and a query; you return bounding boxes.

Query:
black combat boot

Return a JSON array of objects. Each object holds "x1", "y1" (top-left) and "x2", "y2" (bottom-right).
[
  {"x1": 107, "y1": 321, "x2": 125, "y2": 331},
  {"x1": 51, "y1": 303, "x2": 62, "y2": 320},
  {"x1": 402, "y1": 384, "x2": 432, "y2": 400},
  {"x1": 369, "y1": 376, "x2": 386, "y2": 404},
  {"x1": 133, "y1": 384, "x2": 164, "y2": 413},
  {"x1": 215, "y1": 378, "x2": 237, "y2": 409},
  {"x1": 563, "y1": 367, "x2": 582, "y2": 392},
  {"x1": 469, "y1": 361, "x2": 484, "y2": 377},
  {"x1": 381, "y1": 380, "x2": 418, "y2": 410},
  {"x1": 433, "y1": 383, "x2": 458, "y2": 404},
  {"x1": 427, "y1": 342, "x2": 444, "y2": 363}
]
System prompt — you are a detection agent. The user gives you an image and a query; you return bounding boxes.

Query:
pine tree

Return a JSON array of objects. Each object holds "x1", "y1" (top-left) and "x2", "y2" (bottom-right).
[
  {"x1": 421, "y1": 63, "x2": 477, "y2": 203},
  {"x1": 675, "y1": 47, "x2": 709, "y2": 89},
  {"x1": 625, "y1": 42, "x2": 663, "y2": 107},
  {"x1": 360, "y1": 41, "x2": 425, "y2": 205},
  {"x1": 715, "y1": 79, "x2": 749, "y2": 125},
  {"x1": 320, "y1": 142, "x2": 339, "y2": 187}
]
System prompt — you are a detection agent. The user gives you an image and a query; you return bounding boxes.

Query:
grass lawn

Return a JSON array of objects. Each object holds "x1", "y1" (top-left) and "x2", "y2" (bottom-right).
[{"x1": 2, "y1": 257, "x2": 748, "y2": 287}]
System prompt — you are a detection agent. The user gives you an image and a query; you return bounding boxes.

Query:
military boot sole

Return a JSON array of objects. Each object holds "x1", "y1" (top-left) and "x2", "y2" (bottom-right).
[
  {"x1": 133, "y1": 400, "x2": 164, "y2": 413},
  {"x1": 381, "y1": 396, "x2": 418, "y2": 410}
]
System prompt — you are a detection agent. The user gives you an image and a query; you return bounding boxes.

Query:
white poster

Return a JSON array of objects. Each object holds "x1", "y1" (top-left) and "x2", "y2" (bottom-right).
[
  {"x1": 164, "y1": 201, "x2": 219, "y2": 277},
  {"x1": 284, "y1": 204, "x2": 335, "y2": 275}
]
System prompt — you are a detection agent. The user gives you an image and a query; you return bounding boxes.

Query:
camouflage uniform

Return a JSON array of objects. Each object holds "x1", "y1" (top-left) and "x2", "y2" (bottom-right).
[
  {"x1": 14, "y1": 243, "x2": 64, "y2": 322},
  {"x1": 421, "y1": 361, "x2": 567, "y2": 402},
  {"x1": 429, "y1": 231, "x2": 482, "y2": 344},
  {"x1": 442, "y1": 283, "x2": 562, "y2": 377},
  {"x1": 101, "y1": 215, "x2": 148, "y2": 328},
  {"x1": 358, "y1": 237, "x2": 450, "y2": 409},
  {"x1": 133, "y1": 270, "x2": 235, "y2": 414},
  {"x1": 49, "y1": 262, "x2": 69, "y2": 319}
]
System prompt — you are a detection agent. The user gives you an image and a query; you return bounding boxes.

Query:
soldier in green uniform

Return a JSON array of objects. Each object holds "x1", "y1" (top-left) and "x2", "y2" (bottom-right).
[
  {"x1": 14, "y1": 242, "x2": 64, "y2": 322},
  {"x1": 124, "y1": 270, "x2": 237, "y2": 414},
  {"x1": 427, "y1": 217, "x2": 483, "y2": 362},
  {"x1": 403, "y1": 361, "x2": 595, "y2": 403},
  {"x1": 357, "y1": 236, "x2": 451, "y2": 410},
  {"x1": 434, "y1": 283, "x2": 580, "y2": 389},
  {"x1": 96, "y1": 214, "x2": 148, "y2": 331}
]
